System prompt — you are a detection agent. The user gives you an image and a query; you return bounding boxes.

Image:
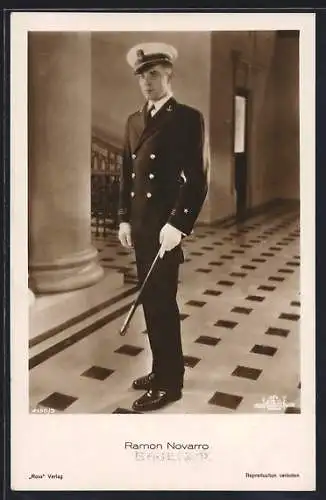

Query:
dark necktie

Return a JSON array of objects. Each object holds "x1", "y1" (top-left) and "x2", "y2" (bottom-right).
[{"x1": 145, "y1": 104, "x2": 155, "y2": 125}]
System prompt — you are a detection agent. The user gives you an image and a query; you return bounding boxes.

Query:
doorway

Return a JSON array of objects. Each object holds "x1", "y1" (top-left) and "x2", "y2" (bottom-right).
[{"x1": 234, "y1": 89, "x2": 249, "y2": 221}]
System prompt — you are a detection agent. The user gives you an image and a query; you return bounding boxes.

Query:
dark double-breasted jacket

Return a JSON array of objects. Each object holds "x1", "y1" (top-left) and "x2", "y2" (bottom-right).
[{"x1": 118, "y1": 96, "x2": 208, "y2": 249}]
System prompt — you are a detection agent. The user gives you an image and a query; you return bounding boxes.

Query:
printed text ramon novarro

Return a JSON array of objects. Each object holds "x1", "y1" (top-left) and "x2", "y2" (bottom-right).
[{"x1": 124, "y1": 441, "x2": 210, "y2": 450}]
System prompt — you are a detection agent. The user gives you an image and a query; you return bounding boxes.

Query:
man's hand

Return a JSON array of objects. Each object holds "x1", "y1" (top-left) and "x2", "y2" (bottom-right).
[
  {"x1": 118, "y1": 222, "x2": 132, "y2": 248},
  {"x1": 159, "y1": 223, "x2": 182, "y2": 258}
]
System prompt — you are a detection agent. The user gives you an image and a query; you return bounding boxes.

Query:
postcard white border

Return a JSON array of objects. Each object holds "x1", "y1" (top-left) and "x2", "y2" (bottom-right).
[{"x1": 10, "y1": 12, "x2": 315, "y2": 491}]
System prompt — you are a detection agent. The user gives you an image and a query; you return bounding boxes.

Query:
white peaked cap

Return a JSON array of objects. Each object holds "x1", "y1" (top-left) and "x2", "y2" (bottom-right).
[{"x1": 126, "y1": 42, "x2": 178, "y2": 73}]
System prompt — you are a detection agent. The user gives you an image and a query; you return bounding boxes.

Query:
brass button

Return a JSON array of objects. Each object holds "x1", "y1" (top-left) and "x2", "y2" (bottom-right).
[
  {"x1": 132, "y1": 173, "x2": 135, "y2": 178},
  {"x1": 150, "y1": 154, "x2": 156, "y2": 159},
  {"x1": 146, "y1": 192, "x2": 152, "y2": 198},
  {"x1": 149, "y1": 173, "x2": 154, "y2": 179},
  {"x1": 132, "y1": 154, "x2": 137, "y2": 159},
  {"x1": 184, "y1": 208, "x2": 189, "y2": 214},
  {"x1": 131, "y1": 192, "x2": 135, "y2": 197}
]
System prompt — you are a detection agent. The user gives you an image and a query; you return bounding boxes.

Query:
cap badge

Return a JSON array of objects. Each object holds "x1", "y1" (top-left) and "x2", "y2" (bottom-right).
[
  {"x1": 167, "y1": 105, "x2": 173, "y2": 112},
  {"x1": 136, "y1": 49, "x2": 145, "y2": 61}
]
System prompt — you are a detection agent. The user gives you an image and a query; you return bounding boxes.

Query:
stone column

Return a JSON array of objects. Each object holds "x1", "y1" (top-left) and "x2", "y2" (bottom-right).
[{"x1": 28, "y1": 32, "x2": 104, "y2": 293}]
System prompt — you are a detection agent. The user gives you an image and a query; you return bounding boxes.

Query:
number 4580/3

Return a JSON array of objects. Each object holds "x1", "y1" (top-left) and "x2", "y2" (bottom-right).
[{"x1": 31, "y1": 407, "x2": 55, "y2": 414}]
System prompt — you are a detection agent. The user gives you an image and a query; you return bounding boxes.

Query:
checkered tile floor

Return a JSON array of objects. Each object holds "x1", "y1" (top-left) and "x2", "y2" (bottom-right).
[{"x1": 29, "y1": 202, "x2": 301, "y2": 414}]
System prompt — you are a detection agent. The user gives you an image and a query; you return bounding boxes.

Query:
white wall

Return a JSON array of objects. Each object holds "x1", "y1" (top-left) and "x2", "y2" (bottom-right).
[{"x1": 274, "y1": 34, "x2": 300, "y2": 200}]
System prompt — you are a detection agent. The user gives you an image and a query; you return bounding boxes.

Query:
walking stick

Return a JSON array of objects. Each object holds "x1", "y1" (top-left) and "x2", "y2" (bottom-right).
[{"x1": 119, "y1": 245, "x2": 163, "y2": 336}]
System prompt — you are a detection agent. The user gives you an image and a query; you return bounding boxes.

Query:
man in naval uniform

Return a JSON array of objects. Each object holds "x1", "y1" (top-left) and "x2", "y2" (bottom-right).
[{"x1": 118, "y1": 42, "x2": 208, "y2": 412}]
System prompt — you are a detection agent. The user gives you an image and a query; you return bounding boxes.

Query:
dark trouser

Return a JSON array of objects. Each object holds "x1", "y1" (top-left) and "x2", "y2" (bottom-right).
[{"x1": 134, "y1": 240, "x2": 185, "y2": 391}]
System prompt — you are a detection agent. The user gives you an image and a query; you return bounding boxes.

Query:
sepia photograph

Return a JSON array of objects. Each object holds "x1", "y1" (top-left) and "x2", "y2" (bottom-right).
[
  {"x1": 28, "y1": 28, "x2": 301, "y2": 415},
  {"x1": 10, "y1": 11, "x2": 315, "y2": 490}
]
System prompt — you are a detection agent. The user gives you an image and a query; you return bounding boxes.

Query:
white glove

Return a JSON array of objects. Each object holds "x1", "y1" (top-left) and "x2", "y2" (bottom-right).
[
  {"x1": 159, "y1": 223, "x2": 182, "y2": 258},
  {"x1": 118, "y1": 222, "x2": 132, "y2": 248}
]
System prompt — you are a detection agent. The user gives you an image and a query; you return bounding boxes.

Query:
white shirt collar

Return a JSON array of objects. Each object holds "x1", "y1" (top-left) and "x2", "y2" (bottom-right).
[{"x1": 148, "y1": 92, "x2": 173, "y2": 114}]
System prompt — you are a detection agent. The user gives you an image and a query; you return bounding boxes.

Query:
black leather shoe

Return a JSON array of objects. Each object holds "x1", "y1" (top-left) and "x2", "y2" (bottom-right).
[
  {"x1": 132, "y1": 389, "x2": 182, "y2": 412},
  {"x1": 132, "y1": 372, "x2": 156, "y2": 391}
]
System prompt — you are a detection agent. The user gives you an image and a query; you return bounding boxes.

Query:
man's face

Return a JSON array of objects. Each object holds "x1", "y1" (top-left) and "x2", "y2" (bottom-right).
[{"x1": 137, "y1": 64, "x2": 171, "y2": 102}]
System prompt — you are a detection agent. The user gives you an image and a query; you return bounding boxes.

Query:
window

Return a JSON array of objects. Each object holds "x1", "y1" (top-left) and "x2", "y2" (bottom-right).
[{"x1": 234, "y1": 95, "x2": 246, "y2": 153}]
